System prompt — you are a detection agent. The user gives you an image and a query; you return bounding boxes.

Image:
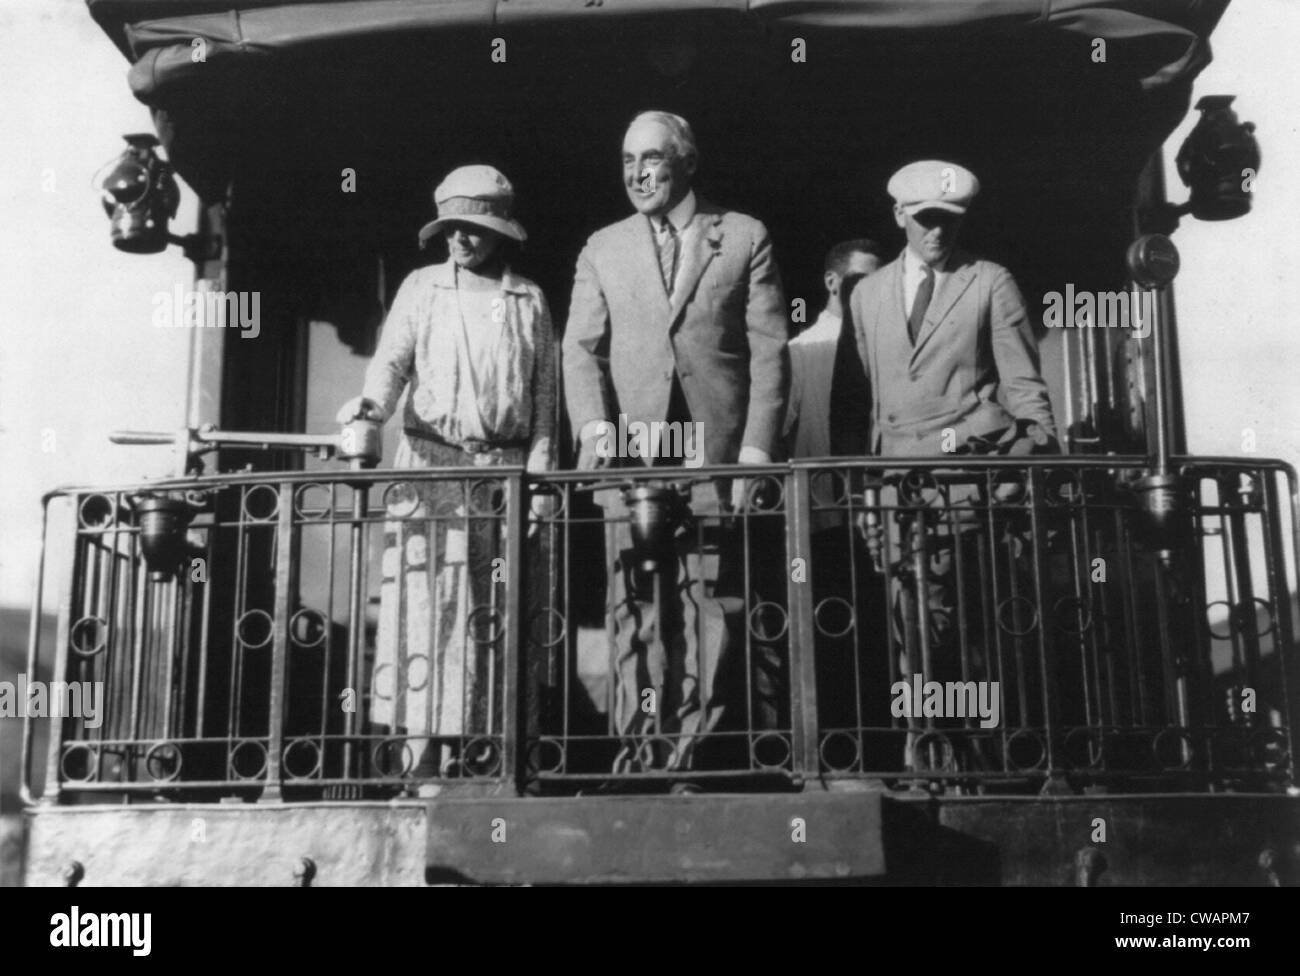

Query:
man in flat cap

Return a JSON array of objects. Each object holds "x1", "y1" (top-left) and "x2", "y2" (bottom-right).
[
  {"x1": 563, "y1": 110, "x2": 790, "y2": 774},
  {"x1": 848, "y1": 160, "x2": 1059, "y2": 774},
  {"x1": 850, "y1": 160, "x2": 1056, "y2": 458}
]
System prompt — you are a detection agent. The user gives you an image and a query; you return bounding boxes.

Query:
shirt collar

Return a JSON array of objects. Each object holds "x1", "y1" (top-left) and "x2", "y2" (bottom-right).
[
  {"x1": 653, "y1": 189, "x2": 697, "y2": 234},
  {"x1": 904, "y1": 246, "x2": 950, "y2": 277}
]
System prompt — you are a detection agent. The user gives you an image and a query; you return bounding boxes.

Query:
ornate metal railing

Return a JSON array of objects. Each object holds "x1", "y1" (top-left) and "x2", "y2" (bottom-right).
[{"x1": 22, "y1": 457, "x2": 1300, "y2": 803}]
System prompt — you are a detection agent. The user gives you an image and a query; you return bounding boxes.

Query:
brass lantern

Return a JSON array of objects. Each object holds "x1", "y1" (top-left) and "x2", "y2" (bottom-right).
[
  {"x1": 99, "y1": 134, "x2": 181, "y2": 254},
  {"x1": 1175, "y1": 96, "x2": 1261, "y2": 222}
]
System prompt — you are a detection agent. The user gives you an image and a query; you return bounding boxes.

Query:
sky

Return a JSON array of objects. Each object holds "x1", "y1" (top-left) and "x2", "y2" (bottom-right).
[{"x1": 1, "y1": 0, "x2": 1299, "y2": 611}]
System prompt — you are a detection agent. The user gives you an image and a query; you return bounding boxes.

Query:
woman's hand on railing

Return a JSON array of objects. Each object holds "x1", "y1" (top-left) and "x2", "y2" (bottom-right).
[{"x1": 335, "y1": 396, "x2": 385, "y2": 425}]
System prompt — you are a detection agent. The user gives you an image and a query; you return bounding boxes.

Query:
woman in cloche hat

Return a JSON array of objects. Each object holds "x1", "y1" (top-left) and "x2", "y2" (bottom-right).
[{"x1": 336, "y1": 164, "x2": 555, "y2": 795}]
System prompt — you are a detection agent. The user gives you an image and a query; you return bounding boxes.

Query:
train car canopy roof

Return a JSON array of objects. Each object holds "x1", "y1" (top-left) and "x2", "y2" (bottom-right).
[
  {"x1": 84, "y1": 0, "x2": 1233, "y2": 258},
  {"x1": 91, "y1": 0, "x2": 1227, "y2": 99}
]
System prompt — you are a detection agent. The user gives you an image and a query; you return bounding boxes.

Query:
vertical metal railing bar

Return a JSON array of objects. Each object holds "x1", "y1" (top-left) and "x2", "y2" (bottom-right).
[
  {"x1": 1086, "y1": 485, "x2": 1116, "y2": 737},
  {"x1": 319, "y1": 484, "x2": 339, "y2": 779},
  {"x1": 1068, "y1": 477, "x2": 1100, "y2": 734},
  {"x1": 985, "y1": 489, "x2": 1020, "y2": 745},
  {"x1": 1186, "y1": 477, "x2": 1215, "y2": 775},
  {"x1": 861, "y1": 475, "x2": 882, "y2": 773},
  {"x1": 342, "y1": 480, "x2": 367, "y2": 784},
  {"x1": 229, "y1": 494, "x2": 249, "y2": 747},
  {"x1": 393, "y1": 484, "x2": 411, "y2": 778},
  {"x1": 740, "y1": 484, "x2": 755, "y2": 761},
  {"x1": 88, "y1": 515, "x2": 107, "y2": 743},
  {"x1": 502, "y1": 473, "x2": 523, "y2": 792},
  {"x1": 1215, "y1": 476, "x2": 1248, "y2": 713},
  {"x1": 458, "y1": 483, "x2": 472, "y2": 773},
  {"x1": 559, "y1": 482, "x2": 571, "y2": 772},
  {"x1": 105, "y1": 538, "x2": 125, "y2": 752},
  {"x1": 844, "y1": 474, "x2": 864, "y2": 754},
  {"x1": 176, "y1": 555, "x2": 193, "y2": 743},
  {"x1": 976, "y1": 529, "x2": 1008, "y2": 773},
  {"x1": 786, "y1": 466, "x2": 818, "y2": 781},
  {"x1": 41, "y1": 496, "x2": 82, "y2": 803},
  {"x1": 1093, "y1": 517, "x2": 1119, "y2": 735},
  {"x1": 951, "y1": 482, "x2": 973, "y2": 736},
  {"x1": 1152, "y1": 551, "x2": 1178, "y2": 738},
  {"x1": 161, "y1": 576, "x2": 177, "y2": 741},
  {"x1": 1095, "y1": 494, "x2": 1123, "y2": 737},
  {"x1": 1224, "y1": 472, "x2": 1263, "y2": 727},
  {"x1": 696, "y1": 485, "x2": 711, "y2": 763},
  {"x1": 603, "y1": 497, "x2": 617, "y2": 743},
  {"x1": 874, "y1": 480, "x2": 893, "y2": 774},
  {"x1": 358, "y1": 487, "x2": 374, "y2": 780},
  {"x1": 881, "y1": 486, "x2": 901, "y2": 758},
  {"x1": 1116, "y1": 507, "x2": 1146, "y2": 727},
  {"x1": 1184, "y1": 474, "x2": 1221, "y2": 776},
  {"x1": 910, "y1": 505, "x2": 930, "y2": 737},
  {"x1": 21, "y1": 499, "x2": 52, "y2": 802},
  {"x1": 128, "y1": 533, "x2": 147, "y2": 768},
  {"x1": 263, "y1": 480, "x2": 295, "y2": 801},
  {"x1": 1026, "y1": 469, "x2": 1059, "y2": 779},
  {"x1": 195, "y1": 522, "x2": 215, "y2": 739},
  {"x1": 491, "y1": 480, "x2": 506, "y2": 748},
  {"x1": 90, "y1": 520, "x2": 109, "y2": 752},
  {"x1": 1258, "y1": 469, "x2": 1300, "y2": 784},
  {"x1": 878, "y1": 485, "x2": 899, "y2": 768}
]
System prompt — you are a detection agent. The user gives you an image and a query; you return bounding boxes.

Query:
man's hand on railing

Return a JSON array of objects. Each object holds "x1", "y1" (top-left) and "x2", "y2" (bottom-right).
[
  {"x1": 527, "y1": 492, "x2": 555, "y2": 538},
  {"x1": 335, "y1": 396, "x2": 385, "y2": 425},
  {"x1": 730, "y1": 445, "x2": 771, "y2": 512},
  {"x1": 576, "y1": 420, "x2": 611, "y2": 472}
]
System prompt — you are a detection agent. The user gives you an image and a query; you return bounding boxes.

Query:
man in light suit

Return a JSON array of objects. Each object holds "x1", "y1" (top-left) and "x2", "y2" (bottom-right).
[
  {"x1": 850, "y1": 161, "x2": 1057, "y2": 458},
  {"x1": 849, "y1": 161, "x2": 1058, "y2": 773},
  {"x1": 565, "y1": 112, "x2": 788, "y2": 473},
  {"x1": 563, "y1": 110, "x2": 789, "y2": 773}
]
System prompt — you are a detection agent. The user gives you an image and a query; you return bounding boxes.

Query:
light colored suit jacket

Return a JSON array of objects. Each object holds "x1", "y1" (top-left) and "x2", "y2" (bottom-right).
[
  {"x1": 562, "y1": 199, "x2": 789, "y2": 465},
  {"x1": 850, "y1": 248, "x2": 1056, "y2": 457}
]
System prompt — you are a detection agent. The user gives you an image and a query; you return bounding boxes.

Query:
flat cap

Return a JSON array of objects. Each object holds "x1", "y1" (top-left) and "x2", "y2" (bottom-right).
[{"x1": 887, "y1": 160, "x2": 980, "y2": 215}]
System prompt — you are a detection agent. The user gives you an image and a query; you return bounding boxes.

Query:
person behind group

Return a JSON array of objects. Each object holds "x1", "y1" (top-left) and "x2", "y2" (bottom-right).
[
  {"x1": 783, "y1": 239, "x2": 882, "y2": 463},
  {"x1": 783, "y1": 245, "x2": 886, "y2": 738},
  {"x1": 562, "y1": 110, "x2": 789, "y2": 773},
  {"x1": 336, "y1": 164, "x2": 556, "y2": 795}
]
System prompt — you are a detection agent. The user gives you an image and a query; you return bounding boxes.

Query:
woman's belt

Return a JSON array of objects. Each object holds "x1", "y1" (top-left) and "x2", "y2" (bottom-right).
[{"x1": 404, "y1": 426, "x2": 528, "y2": 455}]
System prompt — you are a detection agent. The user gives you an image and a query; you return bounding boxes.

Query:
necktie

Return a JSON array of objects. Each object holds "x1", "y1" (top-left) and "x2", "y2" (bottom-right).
[
  {"x1": 657, "y1": 218, "x2": 678, "y2": 295},
  {"x1": 908, "y1": 265, "x2": 935, "y2": 345}
]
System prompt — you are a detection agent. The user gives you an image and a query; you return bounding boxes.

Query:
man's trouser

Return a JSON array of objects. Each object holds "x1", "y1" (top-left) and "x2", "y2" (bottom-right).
[{"x1": 601, "y1": 481, "x2": 788, "y2": 773}]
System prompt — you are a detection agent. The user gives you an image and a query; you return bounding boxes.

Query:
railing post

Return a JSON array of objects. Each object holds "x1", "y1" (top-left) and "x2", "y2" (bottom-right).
[
  {"x1": 504, "y1": 471, "x2": 524, "y2": 795},
  {"x1": 786, "y1": 466, "x2": 820, "y2": 786},
  {"x1": 341, "y1": 480, "x2": 368, "y2": 785},
  {"x1": 1261, "y1": 466, "x2": 1300, "y2": 787},
  {"x1": 1027, "y1": 468, "x2": 1068, "y2": 794},
  {"x1": 262, "y1": 481, "x2": 294, "y2": 802},
  {"x1": 36, "y1": 498, "x2": 80, "y2": 805}
]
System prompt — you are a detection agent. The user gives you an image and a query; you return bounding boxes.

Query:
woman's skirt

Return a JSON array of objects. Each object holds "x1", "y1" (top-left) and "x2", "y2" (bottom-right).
[{"x1": 369, "y1": 434, "x2": 523, "y2": 772}]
